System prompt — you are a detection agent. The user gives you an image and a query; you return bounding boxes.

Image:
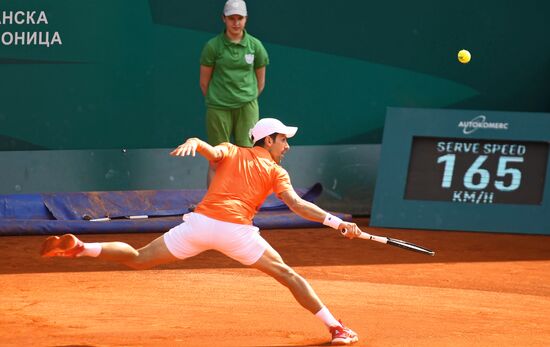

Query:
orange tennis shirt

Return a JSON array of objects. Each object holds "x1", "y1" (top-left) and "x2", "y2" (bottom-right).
[{"x1": 194, "y1": 142, "x2": 293, "y2": 225}]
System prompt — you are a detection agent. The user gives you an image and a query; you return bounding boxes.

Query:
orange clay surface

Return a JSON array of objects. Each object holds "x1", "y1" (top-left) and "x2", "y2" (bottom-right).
[{"x1": 1, "y1": 218, "x2": 549, "y2": 346}]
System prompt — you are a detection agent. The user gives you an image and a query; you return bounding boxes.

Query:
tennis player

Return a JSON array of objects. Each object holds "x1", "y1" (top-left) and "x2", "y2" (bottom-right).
[{"x1": 41, "y1": 118, "x2": 360, "y2": 345}]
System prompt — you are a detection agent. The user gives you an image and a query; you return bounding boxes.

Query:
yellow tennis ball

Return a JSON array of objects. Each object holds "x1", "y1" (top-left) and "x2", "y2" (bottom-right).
[{"x1": 458, "y1": 49, "x2": 471, "y2": 64}]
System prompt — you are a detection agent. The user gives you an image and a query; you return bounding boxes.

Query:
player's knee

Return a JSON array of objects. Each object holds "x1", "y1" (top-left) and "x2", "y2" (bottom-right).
[{"x1": 126, "y1": 253, "x2": 155, "y2": 270}]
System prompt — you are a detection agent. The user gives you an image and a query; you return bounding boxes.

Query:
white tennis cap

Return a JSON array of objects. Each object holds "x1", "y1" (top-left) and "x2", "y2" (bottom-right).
[
  {"x1": 250, "y1": 118, "x2": 298, "y2": 144},
  {"x1": 224, "y1": 0, "x2": 247, "y2": 16}
]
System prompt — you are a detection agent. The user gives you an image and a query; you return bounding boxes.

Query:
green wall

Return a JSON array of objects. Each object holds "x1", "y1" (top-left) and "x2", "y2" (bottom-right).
[{"x1": 2, "y1": 0, "x2": 548, "y2": 150}]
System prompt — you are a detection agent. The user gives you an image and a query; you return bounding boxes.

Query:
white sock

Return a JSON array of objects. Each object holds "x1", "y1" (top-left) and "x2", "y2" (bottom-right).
[
  {"x1": 315, "y1": 306, "x2": 341, "y2": 328},
  {"x1": 77, "y1": 242, "x2": 102, "y2": 258}
]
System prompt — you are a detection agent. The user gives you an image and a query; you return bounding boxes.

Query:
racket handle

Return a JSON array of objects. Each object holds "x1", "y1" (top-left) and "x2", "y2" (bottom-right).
[
  {"x1": 356, "y1": 232, "x2": 371, "y2": 240},
  {"x1": 341, "y1": 230, "x2": 387, "y2": 243},
  {"x1": 358, "y1": 232, "x2": 387, "y2": 243}
]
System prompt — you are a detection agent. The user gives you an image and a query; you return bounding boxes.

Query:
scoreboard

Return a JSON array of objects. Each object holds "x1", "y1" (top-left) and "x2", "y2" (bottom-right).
[
  {"x1": 370, "y1": 108, "x2": 550, "y2": 234},
  {"x1": 405, "y1": 137, "x2": 548, "y2": 205}
]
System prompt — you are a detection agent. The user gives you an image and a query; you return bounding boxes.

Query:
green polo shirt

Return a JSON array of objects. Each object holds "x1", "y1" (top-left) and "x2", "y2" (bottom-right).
[{"x1": 200, "y1": 30, "x2": 269, "y2": 109}]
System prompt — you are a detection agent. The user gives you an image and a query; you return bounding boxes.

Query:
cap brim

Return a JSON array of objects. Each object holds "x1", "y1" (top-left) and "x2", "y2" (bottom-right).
[
  {"x1": 224, "y1": 10, "x2": 247, "y2": 16},
  {"x1": 283, "y1": 126, "x2": 298, "y2": 138}
]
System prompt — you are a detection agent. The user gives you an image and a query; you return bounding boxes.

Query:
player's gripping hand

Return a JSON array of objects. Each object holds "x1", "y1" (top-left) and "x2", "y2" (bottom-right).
[
  {"x1": 339, "y1": 222, "x2": 362, "y2": 239},
  {"x1": 170, "y1": 139, "x2": 199, "y2": 157}
]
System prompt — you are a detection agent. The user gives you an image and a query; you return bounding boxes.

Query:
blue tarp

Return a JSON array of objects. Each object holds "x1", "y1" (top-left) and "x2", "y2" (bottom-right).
[{"x1": 0, "y1": 183, "x2": 350, "y2": 235}]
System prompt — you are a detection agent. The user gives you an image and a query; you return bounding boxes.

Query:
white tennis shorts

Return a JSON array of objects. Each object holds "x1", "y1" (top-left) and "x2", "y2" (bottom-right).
[{"x1": 163, "y1": 212, "x2": 270, "y2": 265}]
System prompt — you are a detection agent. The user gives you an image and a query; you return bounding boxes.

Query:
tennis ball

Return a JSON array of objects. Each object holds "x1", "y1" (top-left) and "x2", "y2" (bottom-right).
[{"x1": 458, "y1": 49, "x2": 471, "y2": 64}]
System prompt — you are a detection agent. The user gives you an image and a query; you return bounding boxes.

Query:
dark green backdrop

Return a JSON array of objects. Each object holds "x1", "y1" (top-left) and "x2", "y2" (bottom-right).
[{"x1": 2, "y1": 0, "x2": 548, "y2": 151}]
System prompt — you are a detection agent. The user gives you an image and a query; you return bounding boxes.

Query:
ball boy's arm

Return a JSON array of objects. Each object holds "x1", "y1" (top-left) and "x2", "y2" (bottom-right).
[
  {"x1": 279, "y1": 190, "x2": 361, "y2": 238},
  {"x1": 255, "y1": 66, "x2": 266, "y2": 95},
  {"x1": 199, "y1": 65, "x2": 213, "y2": 96},
  {"x1": 170, "y1": 138, "x2": 223, "y2": 162}
]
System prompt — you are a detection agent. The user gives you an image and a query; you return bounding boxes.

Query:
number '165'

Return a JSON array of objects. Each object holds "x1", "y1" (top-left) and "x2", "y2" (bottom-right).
[{"x1": 437, "y1": 155, "x2": 524, "y2": 191}]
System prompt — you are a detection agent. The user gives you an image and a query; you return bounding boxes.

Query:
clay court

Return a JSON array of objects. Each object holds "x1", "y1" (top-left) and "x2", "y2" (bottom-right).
[{"x1": 1, "y1": 218, "x2": 549, "y2": 346}]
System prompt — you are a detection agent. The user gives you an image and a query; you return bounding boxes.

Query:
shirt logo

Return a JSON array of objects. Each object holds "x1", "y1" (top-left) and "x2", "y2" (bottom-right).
[{"x1": 245, "y1": 53, "x2": 254, "y2": 64}]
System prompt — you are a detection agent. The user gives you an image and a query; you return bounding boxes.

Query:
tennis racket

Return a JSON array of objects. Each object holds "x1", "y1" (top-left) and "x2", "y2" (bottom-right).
[{"x1": 342, "y1": 230, "x2": 435, "y2": 256}]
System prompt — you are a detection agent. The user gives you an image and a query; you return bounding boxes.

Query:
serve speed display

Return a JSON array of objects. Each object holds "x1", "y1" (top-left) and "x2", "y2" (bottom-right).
[
  {"x1": 405, "y1": 137, "x2": 549, "y2": 205},
  {"x1": 370, "y1": 108, "x2": 550, "y2": 234}
]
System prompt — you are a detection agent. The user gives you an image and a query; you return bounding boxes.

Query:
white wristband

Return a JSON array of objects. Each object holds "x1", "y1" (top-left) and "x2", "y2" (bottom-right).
[{"x1": 323, "y1": 214, "x2": 343, "y2": 229}]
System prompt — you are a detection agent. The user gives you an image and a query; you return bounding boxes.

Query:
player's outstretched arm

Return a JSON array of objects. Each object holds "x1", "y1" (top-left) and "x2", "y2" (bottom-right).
[
  {"x1": 170, "y1": 138, "x2": 223, "y2": 162},
  {"x1": 279, "y1": 190, "x2": 361, "y2": 239}
]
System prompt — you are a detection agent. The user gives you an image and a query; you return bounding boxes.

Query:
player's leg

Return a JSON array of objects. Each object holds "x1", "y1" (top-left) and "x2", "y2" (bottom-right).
[
  {"x1": 250, "y1": 245, "x2": 359, "y2": 345},
  {"x1": 99, "y1": 234, "x2": 178, "y2": 270},
  {"x1": 41, "y1": 233, "x2": 178, "y2": 270},
  {"x1": 213, "y1": 223, "x2": 334, "y2": 319},
  {"x1": 233, "y1": 99, "x2": 259, "y2": 147},
  {"x1": 41, "y1": 215, "x2": 215, "y2": 270},
  {"x1": 250, "y1": 245, "x2": 323, "y2": 313},
  {"x1": 205, "y1": 106, "x2": 232, "y2": 186}
]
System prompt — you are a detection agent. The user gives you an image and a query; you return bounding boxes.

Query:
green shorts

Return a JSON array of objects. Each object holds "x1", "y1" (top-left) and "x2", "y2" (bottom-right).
[{"x1": 206, "y1": 99, "x2": 259, "y2": 147}]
